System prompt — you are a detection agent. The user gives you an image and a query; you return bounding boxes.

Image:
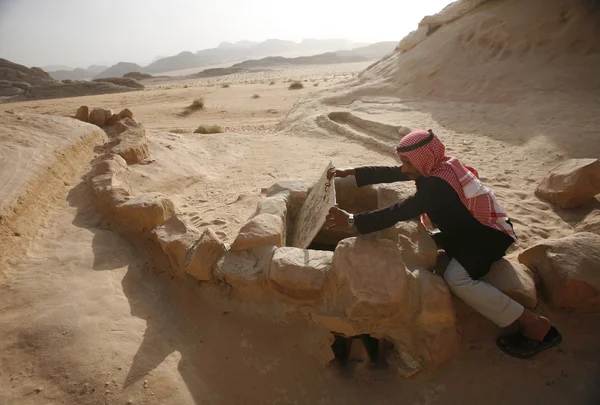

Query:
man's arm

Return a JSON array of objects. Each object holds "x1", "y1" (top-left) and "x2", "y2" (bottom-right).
[
  {"x1": 324, "y1": 191, "x2": 424, "y2": 234},
  {"x1": 353, "y1": 192, "x2": 423, "y2": 234},
  {"x1": 354, "y1": 166, "x2": 410, "y2": 187}
]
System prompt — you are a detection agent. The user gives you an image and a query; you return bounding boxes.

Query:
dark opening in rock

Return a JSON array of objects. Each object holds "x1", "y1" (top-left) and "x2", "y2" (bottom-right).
[{"x1": 330, "y1": 334, "x2": 394, "y2": 368}]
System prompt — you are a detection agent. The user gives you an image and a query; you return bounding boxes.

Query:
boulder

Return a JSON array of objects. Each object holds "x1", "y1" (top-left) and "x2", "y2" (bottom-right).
[
  {"x1": 116, "y1": 117, "x2": 141, "y2": 133},
  {"x1": 186, "y1": 228, "x2": 226, "y2": 281},
  {"x1": 113, "y1": 127, "x2": 150, "y2": 165},
  {"x1": 413, "y1": 270, "x2": 461, "y2": 369},
  {"x1": 114, "y1": 193, "x2": 175, "y2": 234},
  {"x1": 483, "y1": 259, "x2": 537, "y2": 308},
  {"x1": 93, "y1": 154, "x2": 128, "y2": 176},
  {"x1": 264, "y1": 179, "x2": 311, "y2": 223},
  {"x1": 383, "y1": 221, "x2": 438, "y2": 271},
  {"x1": 309, "y1": 313, "x2": 357, "y2": 337},
  {"x1": 75, "y1": 105, "x2": 89, "y2": 122},
  {"x1": 334, "y1": 176, "x2": 378, "y2": 213},
  {"x1": 518, "y1": 233, "x2": 600, "y2": 310},
  {"x1": 152, "y1": 215, "x2": 200, "y2": 276},
  {"x1": 333, "y1": 236, "x2": 410, "y2": 321},
  {"x1": 106, "y1": 114, "x2": 120, "y2": 125},
  {"x1": 268, "y1": 247, "x2": 333, "y2": 300},
  {"x1": 91, "y1": 172, "x2": 131, "y2": 209},
  {"x1": 118, "y1": 108, "x2": 134, "y2": 120},
  {"x1": 375, "y1": 183, "x2": 415, "y2": 208},
  {"x1": 214, "y1": 245, "x2": 276, "y2": 299},
  {"x1": 253, "y1": 194, "x2": 288, "y2": 222},
  {"x1": 230, "y1": 213, "x2": 284, "y2": 251},
  {"x1": 535, "y1": 159, "x2": 600, "y2": 208},
  {"x1": 575, "y1": 210, "x2": 600, "y2": 235},
  {"x1": 89, "y1": 107, "x2": 109, "y2": 126}
]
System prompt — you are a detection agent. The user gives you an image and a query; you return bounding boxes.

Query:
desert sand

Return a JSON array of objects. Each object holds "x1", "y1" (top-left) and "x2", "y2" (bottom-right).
[{"x1": 1, "y1": 0, "x2": 600, "y2": 404}]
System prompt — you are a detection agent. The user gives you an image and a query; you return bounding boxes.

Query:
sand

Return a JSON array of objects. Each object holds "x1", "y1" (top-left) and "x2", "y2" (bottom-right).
[{"x1": 1, "y1": 0, "x2": 600, "y2": 403}]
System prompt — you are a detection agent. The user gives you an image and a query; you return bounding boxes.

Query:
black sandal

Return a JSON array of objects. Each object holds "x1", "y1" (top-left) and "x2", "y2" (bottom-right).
[{"x1": 496, "y1": 326, "x2": 562, "y2": 359}]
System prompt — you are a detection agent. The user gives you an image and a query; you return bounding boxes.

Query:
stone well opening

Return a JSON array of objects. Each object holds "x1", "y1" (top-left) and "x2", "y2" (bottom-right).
[
  {"x1": 330, "y1": 334, "x2": 395, "y2": 368},
  {"x1": 305, "y1": 176, "x2": 380, "y2": 252}
]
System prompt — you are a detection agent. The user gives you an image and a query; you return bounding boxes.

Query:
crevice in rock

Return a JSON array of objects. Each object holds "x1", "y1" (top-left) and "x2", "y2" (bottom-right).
[{"x1": 330, "y1": 334, "x2": 395, "y2": 368}]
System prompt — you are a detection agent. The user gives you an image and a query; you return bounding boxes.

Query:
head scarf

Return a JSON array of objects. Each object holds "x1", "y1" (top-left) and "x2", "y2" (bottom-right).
[{"x1": 396, "y1": 130, "x2": 516, "y2": 239}]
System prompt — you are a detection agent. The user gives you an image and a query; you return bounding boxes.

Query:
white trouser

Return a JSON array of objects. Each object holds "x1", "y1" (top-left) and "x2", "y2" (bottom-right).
[{"x1": 444, "y1": 259, "x2": 524, "y2": 327}]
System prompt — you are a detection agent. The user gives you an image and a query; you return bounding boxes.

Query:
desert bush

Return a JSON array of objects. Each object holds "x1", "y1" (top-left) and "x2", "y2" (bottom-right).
[
  {"x1": 289, "y1": 81, "x2": 304, "y2": 90},
  {"x1": 170, "y1": 128, "x2": 188, "y2": 134},
  {"x1": 252, "y1": 94, "x2": 260, "y2": 99},
  {"x1": 221, "y1": 83, "x2": 230, "y2": 88},
  {"x1": 194, "y1": 124, "x2": 223, "y2": 134}
]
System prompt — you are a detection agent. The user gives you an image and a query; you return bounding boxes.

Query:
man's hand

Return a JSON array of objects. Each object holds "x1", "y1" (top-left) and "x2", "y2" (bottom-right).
[
  {"x1": 324, "y1": 206, "x2": 351, "y2": 229},
  {"x1": 327, "y1": 167, "x2": 355, "y2": 180}
]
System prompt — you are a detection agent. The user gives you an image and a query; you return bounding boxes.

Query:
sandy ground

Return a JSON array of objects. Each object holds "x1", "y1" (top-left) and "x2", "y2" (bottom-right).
[{"x1": 1, "y1": 42, "x2": 600, "y2": 405}]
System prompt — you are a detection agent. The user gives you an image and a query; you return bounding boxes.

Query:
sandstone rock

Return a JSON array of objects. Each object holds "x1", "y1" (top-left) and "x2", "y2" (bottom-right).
[
  {"x1": 383, "y1": 221, "x2": 438, "y2": 271},
  {"x1": 333, "y1": 236, "x2": 410, "y2": 321},
  {"x1": 254, "y1": 194, "x2": 288, "y2": 222},
  {"x1": 575, "y1": 210, "x2": 600, "y2": 235},
  {"x1": 309, "y1": 313, "x2": 357, "y2": 337},
  {"x1": 397, "y1": 25, "x2": 429, "y2": 52},
  {"x1": 91, "y1": 172, "x2": 131, "y2": 209},
  {"x1": 535, "y1": 159, "x2": 600, "y2": 208},
  {"x1": 0, "y1": 83, "x2": 23, "y2": 96},
  {"x1": 484, "y1": 259, "x2": 537, "y2": 308},
  {"x1": 75, "y1": 106, "x2": 89, "y2": 122},
  {"x1": 106, "y1": 114, "x2": 120, "y2": 126},
  {"x1": 93, "y1": 154, "x2": 128, "y2": 176},
  {"x1": 89, "y1": 107, "x2": 109, "y2": 126},
  {"x1": 230, "y1": 213, "x2": 284, "y2": 251},
  {"x1": 375, "y1": 183, "x2": 415, "y2": 208},
  {"x1": 264, "y1": 179, "x2": 311, "y2": 223},
  {"x1": 413, "y1": 270, "x2": 461, "y2": 368},
  {"x1": 214, "y1": 245, "x2": 276, "y2": 299},
  {"x1": 118, "y1": 108, "x2": 134, "y2": 120},
  {"x1": 117, "y1": 117, "x2": 141, "y2": 133},
  {"x1": 186, "y1": 228, "x2": 226, "y2": 281},
  {"x1": 152, "y1": 215, "x2": 200, "y2": 276},
  {"x1": 114, "y1": 193, "x2": 175, "y2": 234},
  {"x1": 268, "y1": 247, "x2": 333, "y2": 300},
  {"x1": 113, "y1": 130, "x2": 150, "y2": 165},
  {"x1": 518, "y1": 232, "x2": 600, "y2": 310},
  {"x1": 334, "y1": 176, "x2": 378, "y2": 213}
]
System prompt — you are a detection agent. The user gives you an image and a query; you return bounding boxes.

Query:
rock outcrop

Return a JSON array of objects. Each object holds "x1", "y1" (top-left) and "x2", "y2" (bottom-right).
[
  {"x1": 186, "y1": 228, "x2": 226, "y2": 281},
  {"x1": 231, "y1": 213, "x2": 285, "y2": 251},
  {"x1": 152, "y1": 215, "x2": 200, "y2": 277},
  {"x1": 519, "y1": 232, "x2": 600, "y2": 310},
  {"x1": 484, "y1": 259, "x2": 537, "y2": 308},
  {"x1": 575, "y1": 210, "x2": 600, "y2": 235},
  {"x1": 536, "y1": 159, "x2": 600, "y2": 209},
  {"x1": 268, "y1": 247, "x2": 333, "y2": 300}
]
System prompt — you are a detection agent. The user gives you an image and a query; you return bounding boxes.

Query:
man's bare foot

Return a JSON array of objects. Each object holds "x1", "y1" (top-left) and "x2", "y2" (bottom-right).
[{"x1": 518, "y1": 310, "x2": 552, "y2": 341}]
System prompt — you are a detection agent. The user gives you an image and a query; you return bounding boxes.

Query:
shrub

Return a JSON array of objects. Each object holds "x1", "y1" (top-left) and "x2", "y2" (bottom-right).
[
  {"x1": 194, "y1": 124, "x2": 223, "y2": 134},
  {"x1": 313, "y1": 83, "x2": 319, "y2": 87},
  {"x1": 221, "y1": 83, "x2": 230, "y2": 88},
  {"x1": 252, "y1": 94, "x2": 260, "y2": 99},
  {"x1": 170, "y1": 128, "x2": 188, "y2": 134},
  {"x1": 181, "y1": 97, "x2": 205, "y2": 116},
  {"x1": 269, "y1": 81, "x2": 276, "y2": 85},
  {"x1": 289, "y1": 81, "x2": 304, "y2": 90}
]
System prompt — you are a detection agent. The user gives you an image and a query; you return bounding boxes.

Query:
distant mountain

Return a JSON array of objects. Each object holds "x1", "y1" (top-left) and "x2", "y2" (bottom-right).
[
  {"x1": 94, "y1": 62, "x2": 144, "y2": 79},
  {"x1": 218, "y1": 40, "x2": 259, "y2": 49},
  {"x1": 188, "y1": 42, "x2": 397, "y2": 78},
  {"x1": 42, "y1": 64, "x2": 71, "y2": 72},
  {"x1": 141, "y1": 38, "x2": 372, "y2": 75},
  {"x1": 47, "y1": 64, "x2": 109, "y2": 81}
]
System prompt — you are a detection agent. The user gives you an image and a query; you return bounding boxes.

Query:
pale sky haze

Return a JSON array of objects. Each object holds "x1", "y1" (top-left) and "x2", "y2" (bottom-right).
[{"x1": 0, "y1": 0, "x2": 454, "y2": 69}]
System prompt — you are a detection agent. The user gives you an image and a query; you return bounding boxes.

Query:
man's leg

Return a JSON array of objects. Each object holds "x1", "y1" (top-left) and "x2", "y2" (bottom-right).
[{"x1": 443, "y1": 259, "x2": 524, "y2": 327}]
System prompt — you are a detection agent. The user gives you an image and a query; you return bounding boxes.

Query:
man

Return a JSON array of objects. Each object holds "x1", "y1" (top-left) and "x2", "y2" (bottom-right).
[{"x1": 324, "y1": 129, "x2": 562, "y2": 359}]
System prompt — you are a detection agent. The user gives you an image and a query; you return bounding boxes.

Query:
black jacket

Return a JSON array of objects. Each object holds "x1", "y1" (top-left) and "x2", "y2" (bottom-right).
[{"x1": 353, "y1": 166, "x2": 515, "y2": 279}]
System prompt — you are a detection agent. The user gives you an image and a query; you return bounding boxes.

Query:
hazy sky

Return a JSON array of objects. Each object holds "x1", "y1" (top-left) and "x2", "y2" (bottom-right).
[{"x1": 0, "y1": 0, "x2": 453, "y2": 69}]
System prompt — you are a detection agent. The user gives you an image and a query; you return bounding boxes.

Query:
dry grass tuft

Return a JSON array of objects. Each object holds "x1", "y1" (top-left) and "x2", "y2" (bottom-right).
[
  {"x1": 289, "y1": 81, "x2": 304, "y2": 90},
  {"x1": 194, "y1": 124, "x2": 223, "y2": 134}
]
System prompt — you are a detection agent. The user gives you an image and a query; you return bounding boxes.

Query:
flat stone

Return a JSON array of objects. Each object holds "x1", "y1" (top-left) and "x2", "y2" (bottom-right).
[
  {"x1": 268, "y1": 247, "x2": 333, "y2": 300},
  {"x1": 291, "y1": 162, "x2": 336, "y2": 248}
]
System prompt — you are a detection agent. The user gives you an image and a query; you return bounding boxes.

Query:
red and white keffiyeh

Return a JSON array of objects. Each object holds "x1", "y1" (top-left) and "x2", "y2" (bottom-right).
[{"x1": 396, "y1": 130, "x2": 516, "y2": 240}]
